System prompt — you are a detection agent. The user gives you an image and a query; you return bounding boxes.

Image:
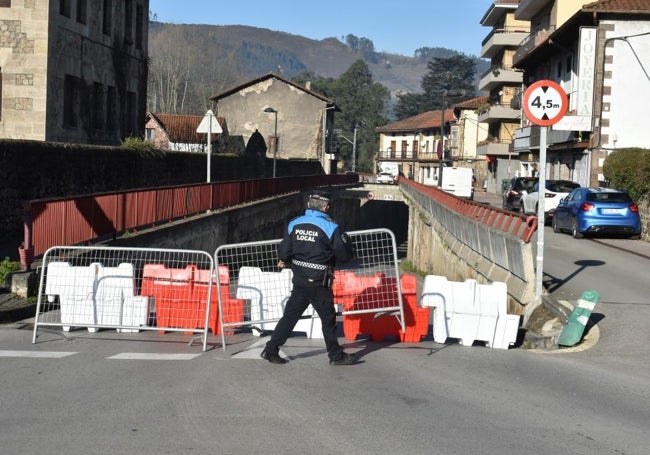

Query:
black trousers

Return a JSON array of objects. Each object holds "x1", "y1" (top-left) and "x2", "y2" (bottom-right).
[{"x1": 265, "y1": 283, "x2": 343, "y2": 361}]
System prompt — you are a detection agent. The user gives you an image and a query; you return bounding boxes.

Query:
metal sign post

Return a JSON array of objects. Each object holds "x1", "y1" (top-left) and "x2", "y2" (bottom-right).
[
  {"x1": 522, "y1": 80, "x2": 568, "y2": 299},
  {"x1": 196, "y1": 110, "x2": 223, "y2": 183}
]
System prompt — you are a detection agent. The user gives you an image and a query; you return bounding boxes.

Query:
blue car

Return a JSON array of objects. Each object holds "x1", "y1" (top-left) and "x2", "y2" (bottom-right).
[{"x1": 552, "y1": 187, "x2": 641, "y2": 239}]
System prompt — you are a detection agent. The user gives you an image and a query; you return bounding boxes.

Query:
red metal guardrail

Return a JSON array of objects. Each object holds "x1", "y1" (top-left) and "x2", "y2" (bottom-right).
[
  {"x1": 399, "y1": 177, "x2": 538, "y2": 243},
  {"x1": 22, "y1": 174, "x2": 357, "y2": 264}
]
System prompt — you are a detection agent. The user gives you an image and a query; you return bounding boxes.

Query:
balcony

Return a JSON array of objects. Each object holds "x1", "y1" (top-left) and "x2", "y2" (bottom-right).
[
  {"x1": 477, "y1": 139, "x2": 511, "y2": 157},
  {"x1": 478, "y1": 103, "x2": 521, "y2": 124},
  {"x1": 479, "y1": 65, "x2": 524, "y2": 92},
  {"x1": 513, "y1": 25, "x2": 555, "y2": 65},
  {"x1": 481, "y1": 27, "x2": 530, "y2": 59},
  {"x1": 515, "y1": 0, "x2": 552, "y2": 21},
  {"x1": 377, "y1": 149, "x2": 415, "y2": 161}
]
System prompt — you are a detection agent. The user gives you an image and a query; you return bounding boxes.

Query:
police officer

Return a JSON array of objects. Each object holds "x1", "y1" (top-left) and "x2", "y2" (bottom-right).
[{"x1": 261, "y1": 191, "x2": 356, "y2": 365}]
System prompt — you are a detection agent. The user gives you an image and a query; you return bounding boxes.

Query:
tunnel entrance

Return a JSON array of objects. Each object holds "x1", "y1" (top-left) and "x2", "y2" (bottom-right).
[{"x1": 359, "y1": 199, "x2": 409, "y2": 258}]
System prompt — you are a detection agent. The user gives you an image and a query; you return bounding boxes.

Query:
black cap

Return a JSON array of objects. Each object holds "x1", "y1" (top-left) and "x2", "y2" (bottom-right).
[{"x1": 309, "y1": 191, "x2": 331, "y2": 203}]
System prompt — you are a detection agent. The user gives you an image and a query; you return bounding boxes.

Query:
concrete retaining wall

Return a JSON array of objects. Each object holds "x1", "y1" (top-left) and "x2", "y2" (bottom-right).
[
  {"x1": 105, "y1": 191, "x2": 360, "y2": 256},
  {"x1": 405, "y1": 194, "x2": 535, "y2": 315}
]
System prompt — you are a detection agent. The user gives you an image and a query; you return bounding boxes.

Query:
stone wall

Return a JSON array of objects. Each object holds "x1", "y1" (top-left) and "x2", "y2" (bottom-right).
[{"x1": 639, "y1": 194, "x2": 650, "y2": 242}]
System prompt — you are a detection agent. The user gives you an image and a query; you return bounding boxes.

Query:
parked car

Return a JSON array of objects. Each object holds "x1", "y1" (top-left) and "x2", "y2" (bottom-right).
[
  {"x1": 376, "y1": 172, "x2": 395, "y2": 184},
  {"x1": 552, "y1": 187, "x2": 641, "y2": 239},
  {"x1": 520, "y1": 180, "x2": 581, "y2": 224},
  {"x1": 502, "y1": 177, "x2": 537, "y2": 211}
]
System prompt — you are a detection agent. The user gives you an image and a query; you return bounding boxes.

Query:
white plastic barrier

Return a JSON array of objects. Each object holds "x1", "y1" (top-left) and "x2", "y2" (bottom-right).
[
  {"x1": 44, "y1": 262, "x2": 149, "y2": 332},
  {"x1": 236, "y1": 266, "x2": 323, "y2": 338},
  {"x1": 420, "y1": 275, "x2": 519, "y2": 349}
]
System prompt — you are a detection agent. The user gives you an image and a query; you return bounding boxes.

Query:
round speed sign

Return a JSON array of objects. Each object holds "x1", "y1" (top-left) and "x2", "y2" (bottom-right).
[{"x1": 522, "y1": 80, "x2": 568, "y2": 126}]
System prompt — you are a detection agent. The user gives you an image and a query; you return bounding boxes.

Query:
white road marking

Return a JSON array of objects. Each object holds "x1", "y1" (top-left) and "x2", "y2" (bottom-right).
[
  {"x1": 0, "y1": 350, "x2": 77, "y2": 358},
  {"x1": 107, "y1": 352, "x2": 201, "y2": 360}
]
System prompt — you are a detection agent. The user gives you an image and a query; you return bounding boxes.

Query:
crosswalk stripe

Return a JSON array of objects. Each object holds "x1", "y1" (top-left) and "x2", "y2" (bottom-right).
[
  {"x1": 107, "y1": 353, "x2": 201, "y2": 360},
  {"x1": 0, "y1": 350, "x2": 77, "y2": 358}
]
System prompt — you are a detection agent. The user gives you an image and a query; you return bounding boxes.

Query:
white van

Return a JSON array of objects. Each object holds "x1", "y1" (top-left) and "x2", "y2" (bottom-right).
[
  {"x1": 379, "y1": 162, "x2": 400, "y2": 179},
  {"x1": 440, "y1": 167, "x2": 474, "y2": 200}
]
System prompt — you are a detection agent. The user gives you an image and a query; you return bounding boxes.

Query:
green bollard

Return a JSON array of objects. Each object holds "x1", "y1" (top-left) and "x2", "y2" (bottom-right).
[{"x1": 558, "y1": 290, "x2": 600, "y2": 347}]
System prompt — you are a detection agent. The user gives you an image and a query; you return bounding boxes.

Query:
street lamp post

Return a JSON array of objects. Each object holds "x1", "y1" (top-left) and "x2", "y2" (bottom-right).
[
  {"x1": 335, "y1": 125, "x2": 358, "y2": 172},
  {"x1": 412, "y1": 130, "x2": 418, "y2": 181},
  {"x1": 321, "y1": 105, "x2": 335, "y2": 174},
  {"x1": 438, "y1": 89, "x2": 447, "y2": 188},
  {"x1": 264, "y1": 107, "x2": 278, "y2": 178},
  {"x1": 352, "y1": 125, "x2": 357, "y2": 173}
]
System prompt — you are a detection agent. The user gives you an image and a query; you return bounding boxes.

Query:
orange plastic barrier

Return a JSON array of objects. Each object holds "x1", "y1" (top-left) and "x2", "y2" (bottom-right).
[
  {"x1": 141, "y1": 264, "x2": 244, "y2": 335},
  {"x1": 193, "y1": 266, "x2": 244, "y2": 335},
  {"x1": 141, "y1": 264, "x2": 195, "y2": 332},
  {"x1": 333, "y1": 271, "x2": 384, "y2": 339},
  {"x1": 338, "y1": 273, "x2": 430, "y2": 343}
]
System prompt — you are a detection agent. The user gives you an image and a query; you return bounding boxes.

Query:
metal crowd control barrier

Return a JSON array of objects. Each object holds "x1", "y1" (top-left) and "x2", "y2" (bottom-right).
[
  {"x1": 32, "y1": 246, "x2": 215, "y2": 351},
  {"x1": 214, "y1": 228, "x2": 405, "y2": 350}
]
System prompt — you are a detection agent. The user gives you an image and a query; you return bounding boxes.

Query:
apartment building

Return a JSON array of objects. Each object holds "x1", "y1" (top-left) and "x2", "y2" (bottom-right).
[
  {"x1": 512, "y1": 0, "x2": 650, "y2": 187},
  {"x1": 0, "y1": 0, "x2": 149, "y2": 145},
  {"x1": 478, "y1": 0, "x2": 530, "y2": 193}
]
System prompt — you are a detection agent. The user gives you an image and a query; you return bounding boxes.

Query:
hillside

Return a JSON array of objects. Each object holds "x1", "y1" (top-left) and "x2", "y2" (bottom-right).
[{"x1": 148, "y1": 22, "x2": 488, "y2": 112}]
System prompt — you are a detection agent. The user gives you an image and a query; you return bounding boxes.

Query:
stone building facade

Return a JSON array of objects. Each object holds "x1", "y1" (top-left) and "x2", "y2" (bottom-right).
[
  {"x1": 210, "y1": 73, "x2": 339, "y2": 174},
  {"x1": 0, "y1": 0, "x2": 149, "y2": 145}
]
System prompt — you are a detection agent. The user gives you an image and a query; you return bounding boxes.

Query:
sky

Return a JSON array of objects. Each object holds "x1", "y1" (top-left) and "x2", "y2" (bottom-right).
[{"x1": 148, "y1": 0, "x2": 497, "y2": 58}]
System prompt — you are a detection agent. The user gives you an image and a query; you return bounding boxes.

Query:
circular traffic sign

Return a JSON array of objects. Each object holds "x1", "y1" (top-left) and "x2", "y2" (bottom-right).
[{"x1": 522, "y1": 80, "x2": 568, "y2": 126}]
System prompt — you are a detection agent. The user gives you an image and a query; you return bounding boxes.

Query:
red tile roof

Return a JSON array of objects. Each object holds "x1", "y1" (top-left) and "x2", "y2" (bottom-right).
[
  {"x1": 376, "y1": 110, "x2": 456, "y2": 133},
  {"x1": 454, "y1": 95, "x2": 489, "y2": 110},
  {"x1": 583, "y1": 0, "x2": 650, "y2": 11},
  {"x1": 148, "y1": 113, "x2": 222, "y2": 143}
]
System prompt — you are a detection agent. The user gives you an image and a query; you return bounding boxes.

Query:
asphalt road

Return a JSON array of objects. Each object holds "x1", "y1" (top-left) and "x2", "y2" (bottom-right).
[{"x1": 1, "y1": 190, "x2": 648, "y2": 454}]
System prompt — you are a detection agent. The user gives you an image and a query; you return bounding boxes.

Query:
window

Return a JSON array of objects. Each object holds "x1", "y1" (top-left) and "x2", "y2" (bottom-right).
[
  {"x1": 76, "y1": 0, "x2": 87, "y2": 25},
  {"x1": 103, "y1": 0, "x2": 112, "y2": 36},
  {"x1": 106, "y1": 86, "x2": 116, "y2": 131},
  {"x1": 125, "y1": 91, "x2": 136, "y2": 137},
  {"x1": 566, "y1": 55, "x2": 572, "y2": 74},
  {"x1": 556, "y1": 61, "x2": 562, "y2": 78},
  {"x1": 59, "y1": 0, "x2": 70, "y2": 17},
  {"x1": 93, "y1": 82, "x2": 103, "y2": 129},
  {"x1": 135, "y1": 4, "x2": 144, "y2": 50},
  {"x1": 124, "y1": 0, "x2": 133, "y2": 44},
  {"x1": 0, "y1": 0, "x2": 11, "y2": 7},
  {"x1": 145, "y1": 127, "x2": 155, "y2": 141},
  {"x1": 63, "y1": 75, "x2": 79, "y2": 127}
]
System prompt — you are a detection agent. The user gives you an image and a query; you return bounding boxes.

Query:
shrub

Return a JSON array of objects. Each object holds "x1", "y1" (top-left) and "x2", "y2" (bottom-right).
[
  {"x1": 0, "y1": 256, "x2": 21, "y2": 285},
  {"x1": 121, "y1": 136, "x2": 159, "y2": 156},
  {"x1": 603, "y1": 148, "x2": 650, "y2": 201}
]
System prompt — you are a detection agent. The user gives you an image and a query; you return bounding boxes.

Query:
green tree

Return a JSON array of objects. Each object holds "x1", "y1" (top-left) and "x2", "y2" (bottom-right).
[
  {"x1": 329, "y1": 60, "x2": 390, "y2": 172},
  {"x1": 395, "y1": 55, "x2": 477, "y2": 119},
  {"x1": 291, "y1": 71, "x2": 336, "y2": 98}
]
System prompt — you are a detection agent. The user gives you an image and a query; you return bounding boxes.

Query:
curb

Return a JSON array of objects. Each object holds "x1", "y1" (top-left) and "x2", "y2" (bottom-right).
[
  {"x1": 0, "y1": 296, "x2": 36, "y2": 325},
  {"x1": 523, "y1": 298, "x2": 599, "y2": 353}
]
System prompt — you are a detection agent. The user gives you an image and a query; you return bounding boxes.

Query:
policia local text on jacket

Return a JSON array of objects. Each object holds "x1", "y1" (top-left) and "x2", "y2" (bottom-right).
[{"x1": 261, "y1": 192, "x2": 357, "y2": 365}]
